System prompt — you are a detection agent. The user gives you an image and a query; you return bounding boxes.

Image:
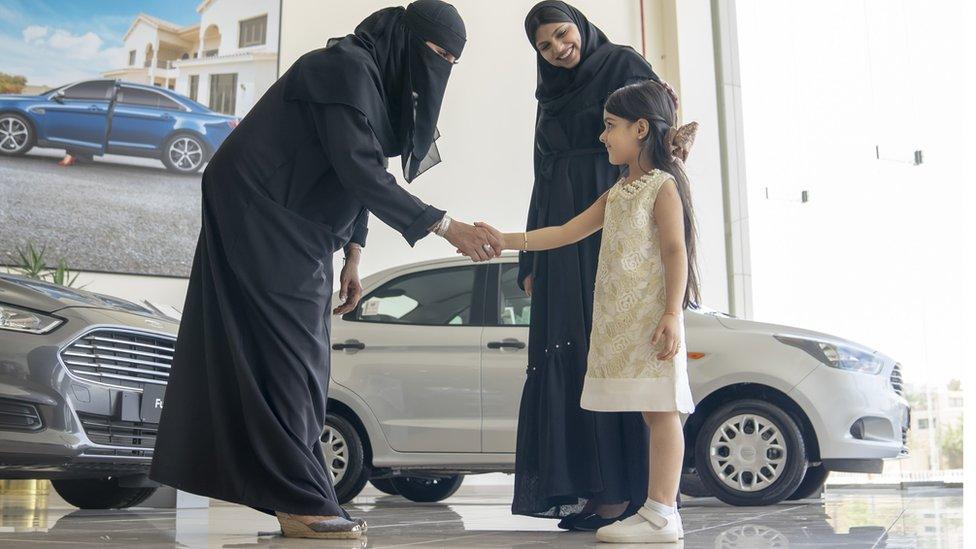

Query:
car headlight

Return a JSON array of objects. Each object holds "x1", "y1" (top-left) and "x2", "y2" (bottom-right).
[
  {"x1": 0, "y1": 303, "x2": 63, "y2": 334},
  {"x1": 774, "y1": 335, "x2": 885, "y2": 374}
]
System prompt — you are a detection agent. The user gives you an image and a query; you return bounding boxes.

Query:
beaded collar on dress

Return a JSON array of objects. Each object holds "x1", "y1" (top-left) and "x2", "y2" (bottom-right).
[{"x1": 614, "y1": 169, "x2": 662, "y2": 197}]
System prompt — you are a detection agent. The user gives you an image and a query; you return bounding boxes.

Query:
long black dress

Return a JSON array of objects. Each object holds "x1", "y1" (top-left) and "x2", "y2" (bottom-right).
[
  {"x1": 149, "y1": 1, "x2": 465, "y2": 518},
  {"x1": 512, "y1": 2, "x2": 660, "y2": 519}
]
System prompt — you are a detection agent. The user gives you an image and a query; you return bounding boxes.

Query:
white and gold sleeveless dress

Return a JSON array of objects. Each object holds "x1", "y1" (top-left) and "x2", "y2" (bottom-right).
[{"x1": 580, "y1": 169, "x2": 695, "y2": 413}]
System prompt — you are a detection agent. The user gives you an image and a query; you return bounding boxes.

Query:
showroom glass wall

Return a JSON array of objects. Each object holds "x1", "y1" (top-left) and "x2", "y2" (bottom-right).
[{"x1": 731, "y1": 0, "x2": 964, "y2": 482}]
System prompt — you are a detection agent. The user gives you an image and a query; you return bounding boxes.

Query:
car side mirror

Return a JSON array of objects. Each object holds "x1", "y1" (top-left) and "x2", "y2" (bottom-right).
[{"x1": 52, "y1": 90, "x2": 65, "y2": 103}]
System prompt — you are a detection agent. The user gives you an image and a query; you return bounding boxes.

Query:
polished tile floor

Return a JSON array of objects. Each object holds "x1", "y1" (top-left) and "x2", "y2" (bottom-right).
[{"x1": 0, "y1": 482, "x2": 962, "y2": 548}]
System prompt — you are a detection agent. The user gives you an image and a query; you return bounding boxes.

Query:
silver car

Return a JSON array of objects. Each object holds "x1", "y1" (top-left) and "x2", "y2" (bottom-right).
[
  {"x1": 324, "y1": 254, "x2": 910, "y2": 506},
  {"x1": 0, "y1": 273, "x2": 177, "y2": 508}
]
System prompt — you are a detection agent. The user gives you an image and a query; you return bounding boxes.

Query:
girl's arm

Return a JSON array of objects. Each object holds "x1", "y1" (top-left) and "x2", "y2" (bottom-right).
[
  {"x1": 496, "y1": 191, "x2": 610, "y2": 252},
  {"x1": 651, "y1": 178, "x2": 689, "y2": 360}
]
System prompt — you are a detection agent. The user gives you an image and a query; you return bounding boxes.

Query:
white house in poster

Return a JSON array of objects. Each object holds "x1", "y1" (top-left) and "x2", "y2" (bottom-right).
[{"x1": 102, "y1": 0, "x2": 279, "y2": 117}]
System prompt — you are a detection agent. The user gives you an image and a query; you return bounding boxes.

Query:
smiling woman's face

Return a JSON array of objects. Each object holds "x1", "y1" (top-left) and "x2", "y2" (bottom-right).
[{"x1": 534, "y1": 21, "x2": 582, "y2": 69}]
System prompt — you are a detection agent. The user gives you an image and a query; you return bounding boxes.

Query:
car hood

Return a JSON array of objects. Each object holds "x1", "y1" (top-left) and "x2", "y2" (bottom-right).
[
  {"x1": 0, "y1": 273, "x2": 173, "y2": 321},
  {"x1": 717, "y1": 315, "x2": 890, "y2": 357},
  {"x1": 0, "y1": 95, "x2": 38, "y2": 100}
]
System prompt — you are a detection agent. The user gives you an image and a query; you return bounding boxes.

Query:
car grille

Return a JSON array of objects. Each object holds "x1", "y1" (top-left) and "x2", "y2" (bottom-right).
[
  {"x1": 60, "y1": 328, "x2": 174, "y2": 392},
  {"x1": 78, "y1": 414, "x2": 156, "y2": 457},
  {"x1": 889, "y1": 363, "x2": 904, "y2": 396}
]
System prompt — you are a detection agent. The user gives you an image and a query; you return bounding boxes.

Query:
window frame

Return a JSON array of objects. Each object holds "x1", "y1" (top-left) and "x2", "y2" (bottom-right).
[
  {"x1": 61, "y1": 80, "x2": 114, "y2": 101},
  {"x1": 486, "y1": 262, "x2": 531, "y2": 327},
  {"x1": 238, "y1": 14, "x2": 268, "y2": 48},
  {"x1": 116, "y1": 86, "x2": 186, "y2": 111},
  {"x1": 188, "y1": 74, "x2": 199, "y2": 102},
  {"x1": 208, "y1": 72, "x2": 237, "y2": 115},
  {"x1": 343, "y1": 264, "x2": 489, "y2": 327}
]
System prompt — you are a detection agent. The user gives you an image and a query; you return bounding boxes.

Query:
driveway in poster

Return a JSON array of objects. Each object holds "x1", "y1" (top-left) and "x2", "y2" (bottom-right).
[{"x1": 0, "y1": 149, "x2": 199, "y2": 277}]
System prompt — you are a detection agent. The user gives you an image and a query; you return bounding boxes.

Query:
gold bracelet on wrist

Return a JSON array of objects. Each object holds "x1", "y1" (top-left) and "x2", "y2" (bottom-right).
[{"x1": 522, "y1": 231, "x2": 528, "y2": 251}]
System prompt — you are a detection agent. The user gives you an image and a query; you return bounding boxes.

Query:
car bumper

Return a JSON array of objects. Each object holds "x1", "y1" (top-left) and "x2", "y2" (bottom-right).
[
  {"x1": 0, "y1": 307, "x2": 176, "y2": 478},
  {"x1": 789, "y1": 364, "x2": 909, "y2": 464}
]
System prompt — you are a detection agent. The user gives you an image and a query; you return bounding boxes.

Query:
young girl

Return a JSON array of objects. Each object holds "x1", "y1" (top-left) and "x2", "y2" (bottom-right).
[{"x1": 478, "y1": 79, "x2": 700, "y2": 543}]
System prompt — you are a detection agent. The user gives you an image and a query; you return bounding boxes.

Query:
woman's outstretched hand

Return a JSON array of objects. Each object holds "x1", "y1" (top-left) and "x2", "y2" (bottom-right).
[
  {"x1": 473, "y1": 222, "x2": 504, "y2": 250},
  {"x1": 444, "y1": 219, "x2": 502, "y2": 261},
  {"x1": 452, "y1": 222, "x2": 505, "y2": 261}
]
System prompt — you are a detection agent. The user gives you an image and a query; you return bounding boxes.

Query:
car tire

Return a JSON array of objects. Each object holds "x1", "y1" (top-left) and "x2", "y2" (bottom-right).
[
  {"x1": 0, "y1": 113, "x2": 35, "y2": 156},
  {"x1": 679, "y1": 471, "x2": 712, "y2": 498},
  {"x1": 369, "y1": 478, "x2": 400, "y2": 495},
  {"x1": 391, "y1": 474, "x2": 464, "y2": 503},
  {"x1": 323, "y1": 413, "x2": 369, "y2": 504},
  {"x1": 694, "y1": 399, "x2": 807, "y2": 506},
  {"x1": 787, "y1": 464, "x2": 830, "y2": 500},
  {"x1": 51, "y1": 478, "x2": 157, "y2": 509},
  {"x1": 161, "y1": 133, "x2": 207, "y2": 174}
]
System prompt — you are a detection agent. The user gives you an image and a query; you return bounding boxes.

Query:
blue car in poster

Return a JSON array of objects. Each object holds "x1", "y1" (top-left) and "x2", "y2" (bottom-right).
[{"x1": 0, "y1": 79, "x2": 238, "y2": 174}]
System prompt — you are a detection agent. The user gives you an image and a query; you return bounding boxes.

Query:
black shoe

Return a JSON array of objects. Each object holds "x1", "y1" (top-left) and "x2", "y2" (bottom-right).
[
  {"x1": 557, "y1": 511, "x2": 586, "y2": 530},
  {"x1": 570, "y1": 512, "x2": 619, "y2": 532},
  {"x1": 574, "y1": 505, "x2": 642, "y2": 532}
]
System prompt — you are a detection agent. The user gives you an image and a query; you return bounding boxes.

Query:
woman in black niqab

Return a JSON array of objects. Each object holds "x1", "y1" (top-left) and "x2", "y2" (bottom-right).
[
  {"x1": 511, "y1": 0, "x2": 677, "y2": 530},
  {"x1": 149, "y1": 0, "x2": 489, "y2": 539},
  {"x1": 285, "y1": 0, "x2": 464, "y2": 180}
]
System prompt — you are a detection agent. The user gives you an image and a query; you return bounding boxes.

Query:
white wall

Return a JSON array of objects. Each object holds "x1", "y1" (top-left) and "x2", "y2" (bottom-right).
[
  {"x1": 123, "y1": 22, "x2": 158, "y2": 77},
  {"x1": 732, "y1": 0, "x2": 964, "y2": 385},
  {"x1": 200, "y1": 0, "x2": 280, "y2": 57},
  {"x1": 669, "y1": 0, "x2": 730, "y2": 312},
  {"x1": 280, "y1": 0, "x2": 730, "y2": 310},
  {"x1": 176, "y1": 57, "x2": 277, "y2": 116}
]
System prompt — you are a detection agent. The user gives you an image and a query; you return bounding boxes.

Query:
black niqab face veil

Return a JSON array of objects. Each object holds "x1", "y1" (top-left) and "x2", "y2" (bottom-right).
[
  {"x1": 284, "y1": 0, "x2": 465, "y2": 182},
  {"x1": 402, "y1": 1, "x2": 465, "y2": 179}
]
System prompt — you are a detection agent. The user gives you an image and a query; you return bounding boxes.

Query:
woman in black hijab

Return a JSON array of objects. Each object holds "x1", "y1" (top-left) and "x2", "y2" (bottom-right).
[
  {"x1": 149, "y1": 1, "x2": 496, "y2": 540},
  {"x1": 512, "y1": 1, "x2": 689, "y2": 531}
]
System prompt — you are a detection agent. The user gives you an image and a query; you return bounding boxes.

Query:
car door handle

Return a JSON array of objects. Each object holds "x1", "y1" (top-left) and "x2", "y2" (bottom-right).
[
  {"x1": 88, "y1": 105, "x2": 104, "y2": 112},
  {"x1": 332, "y1": 339, "x2": 366, "y2": 351},
  {"x1": 160, "y1": 113, "x2": 174, "y2": 120},
  {"x1": 487, "y1": 339, "x2": 526, "y2": 350}
]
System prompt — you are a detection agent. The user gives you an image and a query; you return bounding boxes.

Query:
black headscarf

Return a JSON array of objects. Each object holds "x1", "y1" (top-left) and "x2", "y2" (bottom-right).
[
  {"x1": 284, "y1": 0, "x2": 465, "y2": 182},
  {"x1": 524, "y1": 1, "x2": 653, "y2": 115}
]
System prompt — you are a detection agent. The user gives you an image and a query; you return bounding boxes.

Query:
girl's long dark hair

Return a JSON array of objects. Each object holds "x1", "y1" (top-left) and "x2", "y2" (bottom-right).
[{"x1": 604, "y1": 80, "x2": 701, "y2": 309}]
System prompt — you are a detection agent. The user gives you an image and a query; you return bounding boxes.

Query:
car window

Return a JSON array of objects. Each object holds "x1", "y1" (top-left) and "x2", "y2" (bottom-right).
[
  {"x1": 62, "y1": 81, "x2": 113, "y2": 100},
  {"x1": 498, "y1": 263, "x2": 531, "y2": 326},
  {"x1": 117, "y1": 87, "x2": 184, "y2": 111},
  {"x1": 354, "y1": 266, "x2": 479, "y2": 326}
]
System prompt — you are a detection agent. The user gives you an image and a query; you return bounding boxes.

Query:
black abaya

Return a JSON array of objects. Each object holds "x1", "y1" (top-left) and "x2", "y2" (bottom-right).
[
  {"x1": 149, "y1": 1, "x2": 466, "y2": 517},
  {"x1": 512, "y1": 1, "x2": 661, "y2": 519},
  {"x1": 149, "y1": 92, "x2": 443, "y2": 518}
]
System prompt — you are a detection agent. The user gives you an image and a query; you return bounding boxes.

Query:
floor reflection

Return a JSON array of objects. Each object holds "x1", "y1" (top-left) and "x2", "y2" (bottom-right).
[{"x1": 0, "y1": 483, "x2": 961, "y2": 548}]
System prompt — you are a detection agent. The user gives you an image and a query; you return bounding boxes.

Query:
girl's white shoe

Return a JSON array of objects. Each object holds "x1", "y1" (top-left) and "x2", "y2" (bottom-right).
[{"x1": 595, "y1": 506, "x2": 683, "y2": 543}]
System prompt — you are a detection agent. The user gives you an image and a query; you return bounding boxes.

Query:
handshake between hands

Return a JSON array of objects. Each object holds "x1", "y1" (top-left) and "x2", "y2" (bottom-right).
[{"x1": 442, "y1": 219, "x2": 508, "y2": 262}]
